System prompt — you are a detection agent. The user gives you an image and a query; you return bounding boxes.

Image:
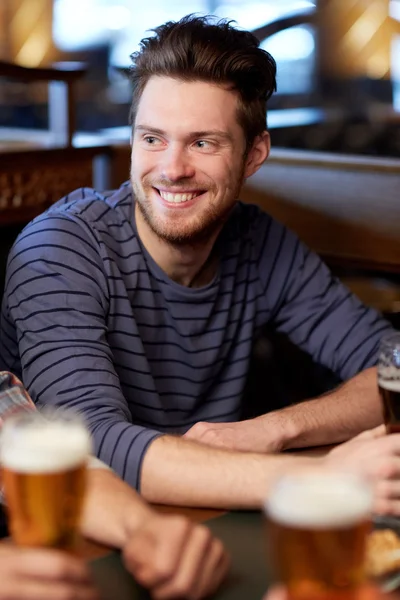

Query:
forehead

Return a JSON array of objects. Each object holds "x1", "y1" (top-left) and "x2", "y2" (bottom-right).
[{"x1": 135, "y1": 76, "x2": 242, "y2": 136}]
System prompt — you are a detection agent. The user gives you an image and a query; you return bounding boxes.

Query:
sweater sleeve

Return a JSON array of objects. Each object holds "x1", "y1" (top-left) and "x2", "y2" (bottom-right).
[
  {"x1": 3, "y1": 213, "x2": 162, "y2": 490},
  {"x1": 255, "y1": 216, "x2": 394, "y2": 380}
]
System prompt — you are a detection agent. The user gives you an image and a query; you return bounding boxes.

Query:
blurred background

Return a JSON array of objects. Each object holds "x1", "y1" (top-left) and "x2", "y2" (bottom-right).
[{"x1": 2, "y1": 0, "x2": 400, "y2": 156}]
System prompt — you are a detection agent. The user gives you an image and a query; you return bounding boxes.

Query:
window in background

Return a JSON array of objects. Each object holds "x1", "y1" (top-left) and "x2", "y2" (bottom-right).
[
  {"x1": 390, "y1": 0, "x2": 400, "y2": 110},
  {"x1": 53, "y1": 0, "x2": 317, "y2": 97}
]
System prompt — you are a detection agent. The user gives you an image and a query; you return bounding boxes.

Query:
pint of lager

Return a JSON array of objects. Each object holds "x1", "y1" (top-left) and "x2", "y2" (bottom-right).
[
  {"x1": 264, "y1": 471, "x2": 373, "y2": 600},
  {"x1": 1, "y1": 411, "x2": 92, "y2": 550},
  {"x1": 378, "y1": 333, "x2": 400, "y2": 434}
]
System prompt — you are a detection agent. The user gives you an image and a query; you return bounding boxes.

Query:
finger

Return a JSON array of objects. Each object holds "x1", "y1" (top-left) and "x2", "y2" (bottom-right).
[
  {"x1": 374, "y1": 497, "x2": 400, "y2": 516},
  {"x1": 375, "y1": 479, "x2": 400, "y2": 499},
  {"x1": 374, "y1": 434, "x2": 400, "y2": 453},
  {"x1": 370, "y1": 457, "x2": 400, "y2": 481},
  {"x1": 0, "y1": 578, "x2": 99, "y2": 600},
  {"x1": 193, "y1": 538, "x2": 230, "y2": 600},
  {"x1": 261, "y1": 586, "x2": 288, "y2": 600},
  {"x1": 354, "y1": 425, "x2": 387, "y2": 441},
  {"x1": 12, "y1": 549, "x2": 93, "y2": 583},
  {"x1": 152, "y1": 524, "x2": 213, "y2": 600}
]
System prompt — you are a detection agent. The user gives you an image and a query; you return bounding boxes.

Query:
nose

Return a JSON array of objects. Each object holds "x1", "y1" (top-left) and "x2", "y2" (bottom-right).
[{"x1": 160, "y1": 144, "x2": 195, "y2": 182}]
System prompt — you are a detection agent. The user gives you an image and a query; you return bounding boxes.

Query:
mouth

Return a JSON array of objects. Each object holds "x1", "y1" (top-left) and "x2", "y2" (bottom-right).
[{"x1": 154, "y1": 188, "x2": 204, "y2": 205}]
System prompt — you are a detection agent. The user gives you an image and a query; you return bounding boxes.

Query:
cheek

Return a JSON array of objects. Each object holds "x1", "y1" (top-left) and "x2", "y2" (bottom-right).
[{"x1": 130, "y1": 149, "x2": 155, "y2": 176}]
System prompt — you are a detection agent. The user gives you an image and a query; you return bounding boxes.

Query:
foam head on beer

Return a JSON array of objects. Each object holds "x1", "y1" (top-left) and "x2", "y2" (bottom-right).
[
  {"x1": 265, "y1": 471, "x2": 373, "y2": 528},
  {"x1": 264, "y1": 471, "x2": 373, "y2": 600},
  {"x1": 0, "y1": 412, "x2": 92, "y2": 549},
  {"x1": 1, "y1": 417, "x2": 92, "y2": 473}
]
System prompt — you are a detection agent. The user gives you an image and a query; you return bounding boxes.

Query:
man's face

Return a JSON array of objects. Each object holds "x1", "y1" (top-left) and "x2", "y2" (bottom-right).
[{"x1": 131, "y1": 76, "x2": 250, "y2": 245}]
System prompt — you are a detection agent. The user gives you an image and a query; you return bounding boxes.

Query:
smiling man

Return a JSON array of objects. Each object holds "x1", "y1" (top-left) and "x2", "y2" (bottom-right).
[{"x1": 0, "y1": 15, "x2": 396, "y2": 509}]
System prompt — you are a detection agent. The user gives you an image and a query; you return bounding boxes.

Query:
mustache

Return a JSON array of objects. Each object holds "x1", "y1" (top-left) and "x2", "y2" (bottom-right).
[{"x1": 144, "y1": 178, "x2": 210, "y2": 191}]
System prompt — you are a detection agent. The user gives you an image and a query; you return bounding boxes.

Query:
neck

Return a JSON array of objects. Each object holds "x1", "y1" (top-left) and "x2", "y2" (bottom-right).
[{"x1": 135, "y1": 204, "x2": 221, "y2": 287}]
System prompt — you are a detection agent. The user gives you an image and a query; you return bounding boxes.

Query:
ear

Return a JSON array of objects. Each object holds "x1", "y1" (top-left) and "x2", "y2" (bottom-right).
[{"x1": 243, "y1": 131, "x2": 270, "y2": 179}]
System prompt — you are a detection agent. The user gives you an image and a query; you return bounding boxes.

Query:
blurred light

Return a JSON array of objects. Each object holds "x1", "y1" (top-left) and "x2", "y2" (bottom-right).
[
  {"x1": 390, "y1": 1, "x2": 400, "y2": 20},
  {"x1": 105, "y1": 6, "x2": 131, "y2": 31},
  {"x1": 215, "y1": 1, "x2": 315, "y2": 31},
  {"x1": 16, "y1": 34, "x2": 48, "y2": 66},
  {"x1": 262, "y1": 26, "x2": 315, "y2": 61}
]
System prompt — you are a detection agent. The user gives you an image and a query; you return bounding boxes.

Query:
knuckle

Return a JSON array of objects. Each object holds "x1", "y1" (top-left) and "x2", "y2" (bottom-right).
[
  {"x1": 55, "y1": 587, "x2": 78, "y2": 600},
  {"x1": 212, "y1": 537, "x2": 225, "y2": 559},
  {"x1": 377, "y1": 459, "x2": 398, "y2": 480},
  {"x1": 152, "y1": 563, "x2": 172, "y2": 582},
  {"x1": 51, "y1": 557, "x2": 74, "y2": 580},
  {"x1": 170, "y1": 577, "x2": 193, "y2": 598},
  {"x1": 171, "y1": 515, "x2": 192, "y2": 536},
  {"x1": 196, "y1": 524, "x2": 212, "y2": 546},
  {"x1": 192, "y1": 422, "x2": 206, "y2": 434},
  {"x1": 374, "y1": 497, "x2": 392, "y2": 515},
  {"x1": 376, "y1": 479, "x2": 391, "y2": 498}
]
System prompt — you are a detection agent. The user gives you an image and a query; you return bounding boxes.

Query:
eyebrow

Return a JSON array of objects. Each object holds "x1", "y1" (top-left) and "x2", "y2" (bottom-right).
[{"x1": 134, "y1": 125, "x2": 233, "y2": 142}]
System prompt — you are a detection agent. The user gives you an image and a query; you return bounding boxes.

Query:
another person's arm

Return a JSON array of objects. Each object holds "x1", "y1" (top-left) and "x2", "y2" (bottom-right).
[
  {"x1": 0, "y1": 373, "x2": 229, "y2": 598},
  {"x1": 82, "y1": 467, "x2": 229, "y2": 599}
]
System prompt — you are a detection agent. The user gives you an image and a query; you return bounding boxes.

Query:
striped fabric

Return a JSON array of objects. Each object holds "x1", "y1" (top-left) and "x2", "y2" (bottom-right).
[
  {"x1": 0, "y1": 371, "x2": 109, "y2": 473},
  {"x1": 0, "y1": 183, "x2": 393, "y2": 489}
]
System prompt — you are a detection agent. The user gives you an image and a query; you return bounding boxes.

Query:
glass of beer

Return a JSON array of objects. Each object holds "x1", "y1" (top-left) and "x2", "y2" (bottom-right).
[
  {"x1": 0, "y1": 410, "x2": 92, "y2": 550},
  {"x1": 378, "y1": 332, "x2": 400, "y2": 433},
  {"x1": 264, "y1": 470, "x2": 373, "y2": 600}
]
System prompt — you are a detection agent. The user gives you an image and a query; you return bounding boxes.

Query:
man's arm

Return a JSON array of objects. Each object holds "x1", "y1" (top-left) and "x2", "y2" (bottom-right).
[
  {"x1": 185, "y1": 366, "x2": 383, "y2": 452},
  {"x1": 140, "y1": 434, "x2": 320, "y2": 508},
  {"x1": 140, "y1": 427, "x2": 400, "y2": 517},
  {"x1": 2, "y1": 214, "x2": 162, "y2": 489},
  {"x1": 264, "y1": 366, "x2": 383, "y2": 450},
  {"x1": 186, "y1": 223, "x2": 392, "y2": 452}
]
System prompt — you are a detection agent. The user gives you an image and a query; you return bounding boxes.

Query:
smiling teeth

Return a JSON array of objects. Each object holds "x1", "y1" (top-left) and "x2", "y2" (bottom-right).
[{"x1": 159, "y1": 191, "x2": 198, "y2": 203}]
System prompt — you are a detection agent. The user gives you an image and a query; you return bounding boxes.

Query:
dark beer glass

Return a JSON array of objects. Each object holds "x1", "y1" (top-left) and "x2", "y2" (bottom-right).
[{"x1": 378, "y1": 333, "x2": 400, "y2": 434}]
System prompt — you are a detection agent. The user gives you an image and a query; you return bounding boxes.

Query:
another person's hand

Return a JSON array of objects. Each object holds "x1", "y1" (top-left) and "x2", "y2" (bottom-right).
[
  {"x1": 0, "y1": 545, "x2": 98, "y2": 600},
  {"x1": 326, "y1": 425, "x2": 400, "y2": 515},
  {"x1": 122, "y1": 512, "x2": 229, "y2": 600}
]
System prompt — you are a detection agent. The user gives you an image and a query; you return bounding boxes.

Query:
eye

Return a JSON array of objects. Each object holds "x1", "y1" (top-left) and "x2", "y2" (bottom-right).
[
  {"x1": 194, "y1": 139, "x2": 214, "y2": 150},
  {"x1": 143, "y1": 136, "x2": 160, "y2": 145}
]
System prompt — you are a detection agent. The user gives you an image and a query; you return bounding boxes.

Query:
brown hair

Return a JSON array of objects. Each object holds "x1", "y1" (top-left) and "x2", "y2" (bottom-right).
[{"x1": 128, "y1": 14, "x2": 277, "y2": 149}]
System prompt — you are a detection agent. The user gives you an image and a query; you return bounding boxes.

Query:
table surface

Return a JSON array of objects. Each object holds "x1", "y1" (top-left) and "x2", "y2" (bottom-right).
[
  {"x1": 74, "y1": 444, "x2": 332, "y2": 561},
  {"x1": 0, "y1": 445, "x2": 335, "y2": 600}
]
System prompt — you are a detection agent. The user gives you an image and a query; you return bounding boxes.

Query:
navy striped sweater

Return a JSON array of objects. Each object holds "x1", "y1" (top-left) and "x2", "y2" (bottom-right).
[{"x1": 0, "y1": 183, "x2": 392, "y2": 488}]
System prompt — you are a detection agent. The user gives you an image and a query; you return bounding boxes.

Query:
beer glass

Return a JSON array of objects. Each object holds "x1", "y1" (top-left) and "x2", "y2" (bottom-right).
[
  {"x1": 0, "y1": 410, "x2": 92, "y2": 550},
  {"x1": 378, "y1": 332, "x2": 400, "y2": 433},
  {"x1": 264, "y1": 470, "x2": 373, "y2": 600}
]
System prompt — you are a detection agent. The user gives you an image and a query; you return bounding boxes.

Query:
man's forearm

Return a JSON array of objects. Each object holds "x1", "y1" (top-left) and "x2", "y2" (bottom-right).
[
  {"x1": 264, "y1": 367, "x2": 383, "y2": 450},
  {"x1": 81, "y1": 468, "x2": 152, "y2": 547},
  {"x1": 140, "y1": 434, "x2": 321, "y2": 509}
]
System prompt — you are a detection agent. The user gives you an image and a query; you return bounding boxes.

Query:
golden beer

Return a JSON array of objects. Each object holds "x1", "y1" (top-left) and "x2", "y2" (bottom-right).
[
  {"x1": 1, "y1": 413, "x2": 91, "y2": 550},
  {"x1": 264, "y1": 472, "x2": 373, "y2": 600}
]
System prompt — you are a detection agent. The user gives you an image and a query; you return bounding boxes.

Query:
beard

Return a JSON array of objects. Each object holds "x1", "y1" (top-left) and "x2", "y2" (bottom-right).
[{"x1": 132, "y1": 173, "x2": 244, "y2": 247}]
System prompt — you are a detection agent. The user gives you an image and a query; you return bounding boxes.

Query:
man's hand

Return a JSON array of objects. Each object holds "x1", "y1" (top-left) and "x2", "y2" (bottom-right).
[
  {"x1": 326, "y1": 426, "x2": 400, "y2": 515},
  {"x1": 0, "y1": 545, "x2": 98, "y2": 600},
  {"x1": 123, "y1": 512, "x2": 229, "y2": 600},
  {"x1": 183, "y1": 418, "x2": 285, "y2": 453}
]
